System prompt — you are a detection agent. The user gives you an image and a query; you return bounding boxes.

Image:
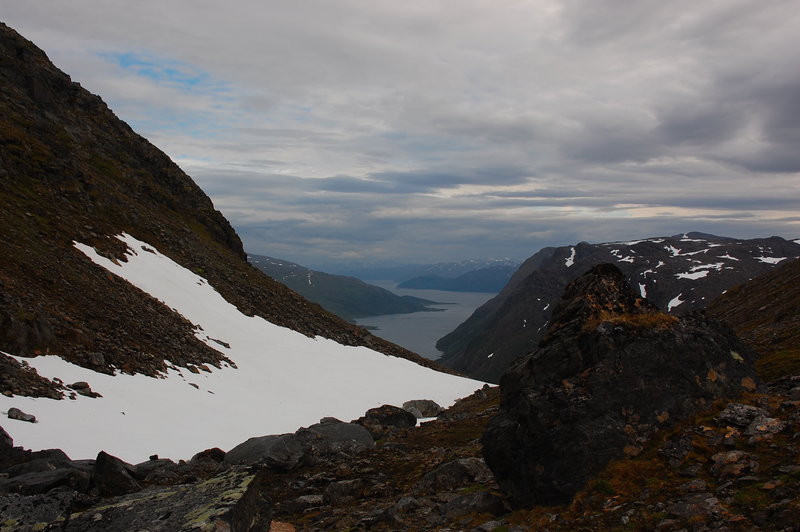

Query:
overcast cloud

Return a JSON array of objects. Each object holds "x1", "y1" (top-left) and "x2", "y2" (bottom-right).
[{"x1": 3, "y1": 1, "x2": 798, "y2": 266}]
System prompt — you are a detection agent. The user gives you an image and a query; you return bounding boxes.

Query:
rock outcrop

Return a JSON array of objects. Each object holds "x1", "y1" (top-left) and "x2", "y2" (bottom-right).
[{"x1": 482, "y1": 263, "x2": 758, "y2": 507}]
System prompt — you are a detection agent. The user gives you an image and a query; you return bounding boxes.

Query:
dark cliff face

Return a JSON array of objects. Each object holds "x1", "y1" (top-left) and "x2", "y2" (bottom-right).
[
  {"x1": 437, "y1": 234, "x2": 800, "y2": 383},
  {"x1": 481, "y1": 264, "x2": 757, "y2": 508},
  {"x1": 0, "y1": 23, "x2": 445, "y2": 391}
]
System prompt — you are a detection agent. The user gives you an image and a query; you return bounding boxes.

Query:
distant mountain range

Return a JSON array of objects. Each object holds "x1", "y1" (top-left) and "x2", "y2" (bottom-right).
[
  {"x1": 248, "y1": 254, "x2": 439, "y2": 321},
  {"x1": 319, "y1": 258, "x2": 521, "y2": 294},
  {"x1": 437, "y1": 232, "x2": 800, "y2": 382},
  {"x1": 322, "y1": 258, "x2": 520, "y2": 282},
  {"x1": 397, "y1": 264, "x2": 516, "y2": 293}
]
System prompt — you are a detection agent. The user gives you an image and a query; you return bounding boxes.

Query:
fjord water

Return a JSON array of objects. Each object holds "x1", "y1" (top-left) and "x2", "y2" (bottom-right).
[{"x1": 355, "y1": 281, "x2": 496, "y2": 360}]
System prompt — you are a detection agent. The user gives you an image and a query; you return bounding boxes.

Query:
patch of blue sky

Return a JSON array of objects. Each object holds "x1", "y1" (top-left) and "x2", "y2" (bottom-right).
[
  {"x1": 99, "y1": 51, "x2": 245, "y2": 139},
  {"x1": 127, "y1": 108, "x2": 231, "y2": 139},
  {"x1": 100, "y1": 51, "x2": 231, "y2": 95}
]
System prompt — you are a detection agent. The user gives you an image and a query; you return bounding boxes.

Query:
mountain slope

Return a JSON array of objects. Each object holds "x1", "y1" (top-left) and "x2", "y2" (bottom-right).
[
  {"x1": 437, "y1": 233, "x2": 800, "y2": 382},
  {"x1": 0, "y1": 23, "x2": 483, "y2": 460},
  {"x1": 0, "y1": 21, "x2": 442, "y2": 380},
  {"x1": 0, "y1": 234, "x2": 482, "y2": 461},
  {"x1": 249, "y1": 254, "x2": 437, "y2": 320},
  {"x1": 708, "y1": 257, "x2": 800, "y2": 381}
]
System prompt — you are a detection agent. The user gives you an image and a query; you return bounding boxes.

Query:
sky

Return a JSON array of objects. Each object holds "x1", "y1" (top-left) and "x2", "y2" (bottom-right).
[{"x1": 3, "y1": 1, "x2": 799, "y2": 267}]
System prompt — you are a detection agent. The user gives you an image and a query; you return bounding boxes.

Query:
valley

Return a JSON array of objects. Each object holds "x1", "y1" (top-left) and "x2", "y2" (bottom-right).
[
  {"x1": 354, "y1": 282, "x2": 495, "y2": 360},
  {"x1": 1, "y1": 17, "x2": 799, "y2": 532}
]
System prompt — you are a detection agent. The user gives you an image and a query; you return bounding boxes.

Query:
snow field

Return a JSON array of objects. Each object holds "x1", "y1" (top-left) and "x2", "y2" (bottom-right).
[{"x1": 0, "y1": 234, "x2": 484, "y2": 462}]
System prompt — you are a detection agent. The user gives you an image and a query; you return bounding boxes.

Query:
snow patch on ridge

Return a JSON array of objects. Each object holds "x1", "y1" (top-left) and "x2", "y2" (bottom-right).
[
  {"x1": 667, "y1": 294, "x2": 684, "y2": 311},
  {"x1": 0, "y1": 234, "x2": 483, "y2": 462},
  {"x1": 755, "y1": 256, "x2": 786, "y2": 264},
  {"x1": 565, "y1": 247, "x2": 576, "y2": 267}
]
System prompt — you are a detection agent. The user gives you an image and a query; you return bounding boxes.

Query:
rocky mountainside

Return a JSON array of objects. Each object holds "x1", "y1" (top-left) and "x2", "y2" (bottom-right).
[
  {"x1": 397, "y1": 264, "x2": 515, "y2": 293},
  {"x1": 437, "y1": 232, "x2": 800, "y2": 382},
  {"x1": 482, "y1": 264, "x2": 758, "y2": 507},
  {"x1": 0, "y1": 21, "x2": 444, "y2": 394},
  {"x1": 708, "y1": 257, "x2": 800, "y2": 382},
  {"x1": 248, "y1": 254, "x2": 438, "y2": 321},
  {"x1": 3, "y1": 260, "x2": 798, "y2": 531}
]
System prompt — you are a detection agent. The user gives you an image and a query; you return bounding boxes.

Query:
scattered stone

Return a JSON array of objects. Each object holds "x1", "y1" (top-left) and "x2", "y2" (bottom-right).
[
  {"x1": 717, "y1": 403, "x2": 770, "y2": 427},
  {"x1": 679, "y1": 479, "x2": 707, "y2": 492},
  {"x1": 734, "y1": 475, "x2": 761, "y2": 487},
  {"x1": 393, "y1": 496, "x2": 425, "y2": 514},
  {"x1": 744, "y1": 415, "x2": 786, "y2": 436},
  {"x1": 440, "y1": 490, "x2": 506, "y2": 519},
  {"x1": 7, "y1": 407, "x2": 36, "y2": 423},
  {"x1": 325, "y1": 478, "x2": 374, "y2": 504},
  {"x1": 284, "y1": 493, "x2": 325, "y2": 513},
  {"x1": 403, "y1": 399, "x2": 444, "y2": 418},
  {"x1": 473, "y1": 520, "x2": 506, "y2": 532},
  {"x1": 67, "y1": 381, "x2": 101, "y2": 398},
  {"x1": 414, "y1": 457, "x2": 494, "y2": 494},
  {"x1": 666, "y1": 492, "x2": 723, "y2": 520},
  {"x1": 710, "y1": 450, "x2": 758, "y2": 479}
]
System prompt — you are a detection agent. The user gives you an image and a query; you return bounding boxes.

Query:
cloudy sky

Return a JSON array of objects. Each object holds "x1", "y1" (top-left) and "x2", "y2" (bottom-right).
[{"x1": 3, "y1": 1, "x2": 799, "y2": 267}]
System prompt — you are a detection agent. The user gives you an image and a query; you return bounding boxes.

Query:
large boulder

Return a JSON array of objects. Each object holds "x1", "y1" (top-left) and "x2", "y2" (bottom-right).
[
  {"x1": 63, "y1": 467, "x2": 270, "y2": 531},
  {"x1": 482, "y1": 264, "x2": 758, "y2": 507},
  {"x1": 224, "y1": 433, "x2": 304, "y2": 471},
  {"x1": 93, "y1": 451, "x2": 140, "y2": 497},
  {"x1": 402, "y1": 399, "x2": 443, "y2": 418},
  {"x1": 294, "y1": 418, "x2": 375, "y2": 459},
  {"x1": 354, "y1": 404, "x2": 418, "y2": 439}
]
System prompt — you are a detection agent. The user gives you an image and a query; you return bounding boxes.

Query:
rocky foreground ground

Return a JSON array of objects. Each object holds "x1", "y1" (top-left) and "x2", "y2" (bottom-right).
[{"x1": 1, "y1": 374, "x2": 799, "y2": 531}]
